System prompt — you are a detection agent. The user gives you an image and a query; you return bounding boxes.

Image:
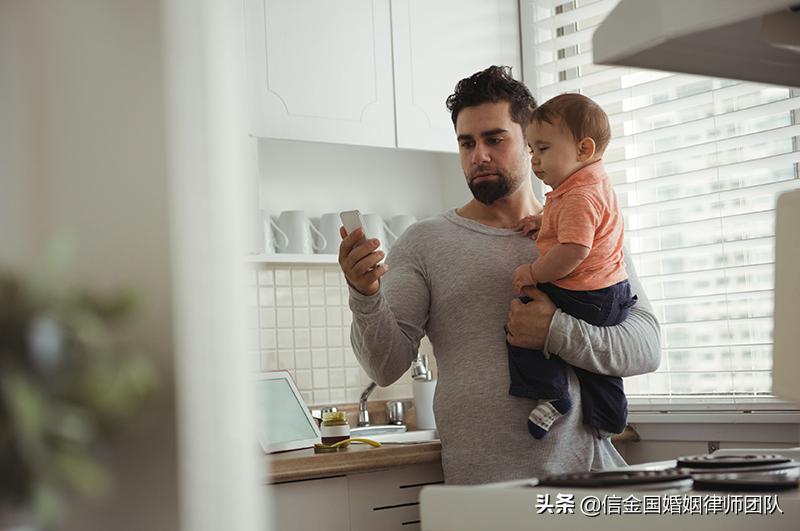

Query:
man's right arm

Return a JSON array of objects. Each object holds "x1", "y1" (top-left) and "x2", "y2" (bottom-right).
[{"x1": 341, "y1": 229, "x2": 428, "y2": 387}]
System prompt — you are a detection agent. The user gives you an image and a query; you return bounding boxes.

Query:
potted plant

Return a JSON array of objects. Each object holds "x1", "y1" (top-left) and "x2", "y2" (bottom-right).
[{"x1": 0, "y1": 250, "x2": 161, "y2": 529}]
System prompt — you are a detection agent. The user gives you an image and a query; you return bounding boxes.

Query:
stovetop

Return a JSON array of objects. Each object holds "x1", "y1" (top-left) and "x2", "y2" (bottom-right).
[
  {"x1": 532, "y1": 451, "x2": 800, "y2": 493},
  {"x1": 420, "y1": 448, "x2": 800, "y2": 530}
]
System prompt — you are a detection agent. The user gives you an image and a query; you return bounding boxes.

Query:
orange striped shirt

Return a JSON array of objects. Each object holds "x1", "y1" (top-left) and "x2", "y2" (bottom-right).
[{"x1": 536, "y1": 160, "x2": 627, "y2": 291}]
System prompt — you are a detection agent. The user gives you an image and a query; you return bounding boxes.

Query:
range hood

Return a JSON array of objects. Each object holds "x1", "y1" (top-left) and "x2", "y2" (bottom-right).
[{"x1": 593, "y1": 0, "x2": 800, "y2": 87}]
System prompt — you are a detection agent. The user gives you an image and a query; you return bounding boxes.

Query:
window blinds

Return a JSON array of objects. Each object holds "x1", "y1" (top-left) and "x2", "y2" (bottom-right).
[{"x1": 521, "y1": 0, "x2": 800, "y2": 399}]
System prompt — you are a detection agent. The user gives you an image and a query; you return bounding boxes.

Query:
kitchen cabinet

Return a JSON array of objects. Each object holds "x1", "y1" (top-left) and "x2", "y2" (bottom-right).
[
  {"x1": 243, "y1": 0, "x2": 396, "y2": 148},
  {"x1": 391, "y1": 0, "x2": 521, "y2": 152},
  {"x1": 270, "y1": 463, "x2": 445, "y2": 530},
  {"x1": 271, "y1": 475, "x2": 350, "y2": 530},
  {"x1": 244, "y1": 0, "x2": 521, "y2": 153},
  {"x1": 348, "y1": 463, "x2": 445, "y2": 531}
]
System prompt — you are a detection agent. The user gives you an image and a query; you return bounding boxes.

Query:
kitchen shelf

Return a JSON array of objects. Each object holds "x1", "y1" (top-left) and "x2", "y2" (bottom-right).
[{"x1": 246, "y1": 253, "x2": 339, "y2": 265}]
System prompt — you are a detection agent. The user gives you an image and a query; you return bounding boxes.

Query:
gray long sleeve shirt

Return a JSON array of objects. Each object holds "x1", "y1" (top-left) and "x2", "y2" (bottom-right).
[{"x1": 348, "y1": 209, "x2": 661, "y2": 485}]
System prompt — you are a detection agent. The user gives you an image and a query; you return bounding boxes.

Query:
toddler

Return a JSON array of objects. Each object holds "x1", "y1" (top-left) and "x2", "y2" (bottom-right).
[{"x1": 507, "y1": 93, "x2": 637, "y2": 439}]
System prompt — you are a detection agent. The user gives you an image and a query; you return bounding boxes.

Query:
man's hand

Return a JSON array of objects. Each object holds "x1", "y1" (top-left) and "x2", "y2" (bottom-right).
[
  {"x1": 511, "y1": 263, "x2": 536, "y2": 295},
  {"x1": 506, "y1": 285, "x2": 557, "y2": 350},
  {"x1": 338, "y1": 226, "x2": 388, "y2": 296},
  {"x1": 515, "y1": 214, "x2": 543, "y2": 240}
]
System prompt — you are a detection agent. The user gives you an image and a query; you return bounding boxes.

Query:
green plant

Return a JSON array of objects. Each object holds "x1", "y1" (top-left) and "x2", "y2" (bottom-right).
[{"x1": 0, "y1": 250, "x2": 161, "y2": 528}]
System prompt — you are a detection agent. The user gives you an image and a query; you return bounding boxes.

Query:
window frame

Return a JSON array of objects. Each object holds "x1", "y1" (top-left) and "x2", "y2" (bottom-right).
[{"x1": 520, "y1": 0, "x2": 800, "y2": 415}]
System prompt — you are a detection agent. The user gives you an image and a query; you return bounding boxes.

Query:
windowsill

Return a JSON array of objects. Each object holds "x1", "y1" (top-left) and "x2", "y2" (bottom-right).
[
  {"x1": 628, "y1": 396, "x2": 800, "y2": 414},
  {"x1": 625, "y1": 397, "x2": 800, "y2": 443}
]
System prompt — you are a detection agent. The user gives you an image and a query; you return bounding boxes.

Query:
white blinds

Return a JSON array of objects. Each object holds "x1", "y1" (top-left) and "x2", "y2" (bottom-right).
[{"x1": 521, "y1": 0, "x2": 800, "y2": 398}]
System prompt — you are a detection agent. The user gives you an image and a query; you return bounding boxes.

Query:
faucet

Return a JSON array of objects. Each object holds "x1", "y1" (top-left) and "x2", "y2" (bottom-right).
[{"x1": 358, "y1": 381, "x2": 377, "y2": 426}]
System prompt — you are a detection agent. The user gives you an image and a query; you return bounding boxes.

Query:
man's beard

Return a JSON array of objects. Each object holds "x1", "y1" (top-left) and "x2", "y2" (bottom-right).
[{"x1": 467, "y1": 166, "x2": 523, "y2": 205}]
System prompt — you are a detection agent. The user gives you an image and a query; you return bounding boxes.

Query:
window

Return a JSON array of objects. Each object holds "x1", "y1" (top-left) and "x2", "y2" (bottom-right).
[{"x1": 521, "y1": 0, "x2": 800, "y2": 400}]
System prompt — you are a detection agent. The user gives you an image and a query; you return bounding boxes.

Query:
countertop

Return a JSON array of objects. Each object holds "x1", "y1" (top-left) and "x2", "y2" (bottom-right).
[
  {"x1": 263, "y1": 400, "x2": 638, "y2": 484},
  {"x1": 265, "y1": 399, "x2": 441, "y2": 484},
  {"x1": 266, "y1": 440, "x2": 442, "y2": 484}
]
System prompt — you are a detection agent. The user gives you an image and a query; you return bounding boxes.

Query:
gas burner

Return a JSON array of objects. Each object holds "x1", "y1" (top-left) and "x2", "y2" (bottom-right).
[
  {"x1": 692, "y1": 472, "x2": 800, "y2": 491},
  {"x1": 676, "y1": 453, "x2": 800, "y2": 476},
  {"x1": 677, "y1": 454, "x2": 793, "y2": 469}
]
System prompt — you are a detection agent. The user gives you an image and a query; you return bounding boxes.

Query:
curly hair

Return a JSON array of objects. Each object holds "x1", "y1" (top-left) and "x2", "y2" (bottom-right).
[
  {"x1": 445, "y1": 65, "x2": 536, "y2": 133},
  {"x1": 529, "y1": 93, "x2": 611, "y2": 156}
]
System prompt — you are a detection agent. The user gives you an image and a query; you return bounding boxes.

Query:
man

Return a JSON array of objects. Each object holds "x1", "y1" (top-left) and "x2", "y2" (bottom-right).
[{"x1": 338, "y1": 66, "x2": 660, "y2": 485}]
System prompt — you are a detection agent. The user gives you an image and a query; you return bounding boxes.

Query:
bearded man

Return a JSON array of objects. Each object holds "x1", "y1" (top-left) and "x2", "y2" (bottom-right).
[{"x1": 338, "y1": 65, "x2": 660, "y2": 485}]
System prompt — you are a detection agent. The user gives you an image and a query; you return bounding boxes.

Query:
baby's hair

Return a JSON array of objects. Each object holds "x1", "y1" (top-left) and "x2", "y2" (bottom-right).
[{"x1": 528, "y1": 93, "x2": 611, "y2": 156}]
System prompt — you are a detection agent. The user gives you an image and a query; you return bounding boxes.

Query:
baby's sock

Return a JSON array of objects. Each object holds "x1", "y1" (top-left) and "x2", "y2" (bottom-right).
[{"x1": 528, "y1": 399, "x2": 571, "y2": 439}]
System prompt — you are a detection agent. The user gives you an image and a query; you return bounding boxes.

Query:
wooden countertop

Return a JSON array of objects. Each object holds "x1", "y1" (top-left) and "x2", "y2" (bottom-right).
[
  {"x1": 266, "y1": 440, "x2": 442, "y2": 484},
  {"x1": 263, "y1": 401, "x2": 638, "y2": 484}
]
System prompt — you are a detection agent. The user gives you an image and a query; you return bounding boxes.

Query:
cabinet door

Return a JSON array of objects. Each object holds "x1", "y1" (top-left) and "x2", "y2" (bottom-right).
[
  {"x1": 244, "y1": 0, "x2": 396, "y2": 148},
  {"x1": 270, "y1": 476, "x2": 350, "y2": 530},
  {"x1": 348, "y1": 463, "x2": 445, "y2": 531},
  {"x1": 391, "y1": 0, "x2": 522, "y2": 153}
]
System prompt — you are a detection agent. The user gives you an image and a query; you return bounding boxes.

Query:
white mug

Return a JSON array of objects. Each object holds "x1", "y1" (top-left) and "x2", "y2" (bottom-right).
[
  {"x1": 362, "y1": 214, "x2": 396, "y2": 256},
  {"x1": 261, "y1": 210, "x2": 288, "y2": 254},
  {"x1": 277, "y1": 210, "x2": 327, "y2": 254},
  {"x1": 390, "y1": 214, "x2": 417, "y2": 244},
  {"x1": 318, "y1": 213, "x2": 343, "y2": 254}
]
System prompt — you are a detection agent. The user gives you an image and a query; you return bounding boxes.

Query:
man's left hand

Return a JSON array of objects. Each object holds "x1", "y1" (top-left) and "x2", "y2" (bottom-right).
[{"x1": 506, "y1": 285, "x2": 557, "y2": 350}]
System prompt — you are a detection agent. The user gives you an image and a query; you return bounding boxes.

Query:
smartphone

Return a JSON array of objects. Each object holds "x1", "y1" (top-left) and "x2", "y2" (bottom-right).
[{"x1": 340, "y1": 210, "x2": 371, "y2": 248}]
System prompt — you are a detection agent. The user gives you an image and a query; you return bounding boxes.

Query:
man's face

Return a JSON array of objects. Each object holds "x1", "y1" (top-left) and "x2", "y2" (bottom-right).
[
  {"x1": 526, "y1": 119, "x2": 583, "y2": 190},
  {"x1": 455, "y1": 101, "x2": 532, "y2": 205}
]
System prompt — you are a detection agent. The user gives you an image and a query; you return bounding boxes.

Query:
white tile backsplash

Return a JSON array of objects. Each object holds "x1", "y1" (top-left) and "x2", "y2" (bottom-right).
[
  {"x1": 258, "y1": 287, "x2": 275, "y2": 307},
  {"x1": 252, "y1": 263, "x2": 415, "y2": 406},
  {"x1": 259, "y1": 308, "x2": 276, "y2": 328},
  {"x1": 257, "y1": 269, "x2": 274, "y2": 285},
  {"x1": 274, "y1": 269, "x2": 291, "y2": 286}
]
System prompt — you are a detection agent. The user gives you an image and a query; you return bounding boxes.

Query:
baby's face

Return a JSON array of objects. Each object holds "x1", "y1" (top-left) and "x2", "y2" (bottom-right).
[{"x1": 526, "y1": 120, "x2": 585, "y2": 190}]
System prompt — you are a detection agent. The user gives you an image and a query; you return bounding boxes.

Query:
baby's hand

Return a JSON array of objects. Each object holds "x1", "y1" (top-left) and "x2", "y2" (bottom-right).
[
  {"x1": 512, "y1": 263, "x2": 536, "y2": 295},
  {"x1": 515, "y1": 214, "x2": 543, "y2": 240}
]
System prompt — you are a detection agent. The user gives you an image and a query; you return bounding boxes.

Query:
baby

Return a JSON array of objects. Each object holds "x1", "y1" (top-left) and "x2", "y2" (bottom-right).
[{"x1": 507, "y1": 93, "x2": 637, "y2": 439}]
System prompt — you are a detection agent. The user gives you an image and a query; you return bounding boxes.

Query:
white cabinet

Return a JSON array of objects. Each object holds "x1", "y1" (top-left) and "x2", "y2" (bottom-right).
[
  {"x1": 391, "y1": 0, "x2": 522, "y2": 152},
  {"x1": 269, "y1": 463, "x2": 445, "y2": 530},
  {"x1": 244, "y1": 0, "x2": 521, "y2": 153},
  {"x1": 270, "y1": 476, "x2": 350, "y2": 530},
  {"x1": 348, "y1": 463, "x2": 445, "y2": 531},
  {"x1": 244, "y1": 0, "x2": 396, "y2": 148}
]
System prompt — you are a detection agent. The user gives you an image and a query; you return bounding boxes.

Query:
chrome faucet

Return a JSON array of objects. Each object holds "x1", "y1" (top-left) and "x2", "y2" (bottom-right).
[{"x1": 358, "y1": 381, "x2": 377, "y2": 427}]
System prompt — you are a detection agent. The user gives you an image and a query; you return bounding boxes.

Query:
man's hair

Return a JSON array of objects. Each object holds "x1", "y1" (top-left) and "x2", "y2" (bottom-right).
[
  {"x1": 529, "y1": 93, "x2": 611, "y2": 156},
  {"x1": 445, "y1": 65, "x2": 536, "y2": 133}
]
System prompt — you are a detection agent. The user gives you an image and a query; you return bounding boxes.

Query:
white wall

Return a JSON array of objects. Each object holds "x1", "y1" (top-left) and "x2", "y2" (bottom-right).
[
  {"x1": 0, "y1": 1, "x2": 263, "y2": 530},
  {"x1": 258, "y1": 138, "x2": 470, "y2": 223},
  {"x1": 0, "y1": 1, "x2": 180, "y2": 529},
  {"x1": 0, "y1": 1, "x2": 38, "y2": 269}
]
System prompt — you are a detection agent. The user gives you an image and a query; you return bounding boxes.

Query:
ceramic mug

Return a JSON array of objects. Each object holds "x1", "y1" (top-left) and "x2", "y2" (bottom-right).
[
  {"x1": 390, "y1": 214, "x2": 417, "y2": 244},
  {"x1": 318, "y1": 213, "x2": 344, "y2": 254},
  {"x1": 362, "y1": 214, "x2": 396, "y2": 257},
  {"x1": 261, "y1": 210, "x2": 288, "y2": 254},
  {"x1": 277, "y1": 210, "x2": 327, "y2": 254}
]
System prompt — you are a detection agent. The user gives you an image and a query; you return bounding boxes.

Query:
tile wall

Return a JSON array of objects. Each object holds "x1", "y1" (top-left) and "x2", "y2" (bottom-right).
[{"x1": 248, "y1": 263, "x2": 429, "y2": 407}]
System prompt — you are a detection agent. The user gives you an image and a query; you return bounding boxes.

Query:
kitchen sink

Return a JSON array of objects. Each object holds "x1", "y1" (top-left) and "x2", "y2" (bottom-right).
[{"x1": 350, "y1": 425, "x2": 439, "y2": 444}]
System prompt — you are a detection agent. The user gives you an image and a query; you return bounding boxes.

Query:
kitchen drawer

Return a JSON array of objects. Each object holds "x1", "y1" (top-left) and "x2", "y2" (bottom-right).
[
  {"x1": 348, "y1": 463, "x2": 445, "y2": 531},
  {"x1": 271, "y1": 476, "x2": 350, "y2": 531}
]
